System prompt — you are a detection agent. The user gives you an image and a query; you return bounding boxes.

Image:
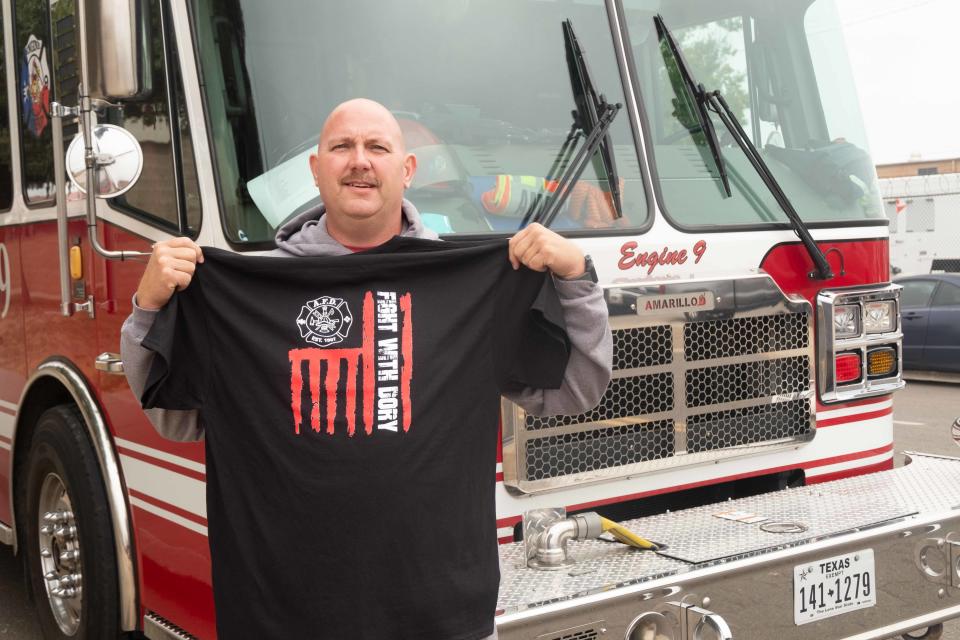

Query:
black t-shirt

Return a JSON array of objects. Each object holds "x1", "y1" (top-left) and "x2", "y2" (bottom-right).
[{"x1": 141, "y1": 237, "x2": 570, "y2": 640}]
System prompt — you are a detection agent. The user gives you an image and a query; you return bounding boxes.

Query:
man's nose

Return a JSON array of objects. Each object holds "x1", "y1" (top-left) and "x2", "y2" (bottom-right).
[{"x1": 348, "y1": 146, "x2": 372, "y2": 170}]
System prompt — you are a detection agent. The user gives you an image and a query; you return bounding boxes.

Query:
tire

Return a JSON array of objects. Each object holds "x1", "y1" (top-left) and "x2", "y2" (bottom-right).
[{"x1": 19, "y1": 404, "x2": 120, "y2": 639}]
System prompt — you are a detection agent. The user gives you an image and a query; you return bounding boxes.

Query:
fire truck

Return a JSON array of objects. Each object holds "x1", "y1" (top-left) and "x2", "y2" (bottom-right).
[{"x1": 1, "y1": 0, "x2": 956, "y2": 638}]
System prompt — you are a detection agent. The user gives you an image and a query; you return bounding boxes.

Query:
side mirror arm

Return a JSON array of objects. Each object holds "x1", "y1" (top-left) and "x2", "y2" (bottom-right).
[{"x1": 53, "y1": 88, "x2": 150, "y2": 317}]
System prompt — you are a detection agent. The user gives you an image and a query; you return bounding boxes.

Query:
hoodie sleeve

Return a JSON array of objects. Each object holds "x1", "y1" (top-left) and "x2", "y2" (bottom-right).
[
  {"x1": 502, "y1": 278, "x2": 611, "y2": 416},
  {"x1": 120, "y1": 295, "x2": 205, "y2": 441}
]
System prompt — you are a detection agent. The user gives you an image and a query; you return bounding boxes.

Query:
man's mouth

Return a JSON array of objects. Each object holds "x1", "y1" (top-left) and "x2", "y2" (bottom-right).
[{"x1": 343, "y1": 179, "x2": 378, "y2": 189}]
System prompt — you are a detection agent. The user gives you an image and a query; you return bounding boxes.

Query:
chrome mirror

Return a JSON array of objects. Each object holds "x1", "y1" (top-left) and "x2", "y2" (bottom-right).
[
  {"x1": 82, "y1": 0, "x2": 153, "y2": 100},
  {"x1": 66, "y1": 124, "x2": 144, "y2": 198}
]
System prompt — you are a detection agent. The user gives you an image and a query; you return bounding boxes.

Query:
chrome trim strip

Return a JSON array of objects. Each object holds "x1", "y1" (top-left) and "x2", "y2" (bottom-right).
[
  {"x1": 501, "y1": 402, "x2": 524, "y2": 490},
  {"x1": 605, "y1": 0, "x2": 648, "y2": 166},
  {"x1": 519, "y1": 389, "x2": 814, "y2": 441},
  {"x1": 512, "y1": 436, "x2": 811, "y2": 495},
  {"x1": 611, "y1": 346, "x2": 811, "y2": 379},
  {"x1": 12, "y1": 360, "x2": 138, "y2": 631},
  {"x1": 0, "y1": 522, "x2": 12, "y2": 546},
  {"x1": 144, "y1": 612, "x2": 198, "y2": 640},
  {"x1": 604, "y1": 0, "x2": 658, "y2": 227}
]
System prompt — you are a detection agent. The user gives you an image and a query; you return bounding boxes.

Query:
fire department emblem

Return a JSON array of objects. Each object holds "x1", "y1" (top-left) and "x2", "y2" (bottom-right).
[
  {"x1": 20, "y1": 35, "x2": 50, "y2": 138},
  {"x1": 297, "y1": 296, "x2": 353, "y2": 346}
]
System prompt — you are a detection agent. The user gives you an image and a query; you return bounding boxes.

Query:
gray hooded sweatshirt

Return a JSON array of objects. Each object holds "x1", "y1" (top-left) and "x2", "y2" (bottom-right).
[{"x1": 120, "y1": 200, "x2": 612, "y2": 441}]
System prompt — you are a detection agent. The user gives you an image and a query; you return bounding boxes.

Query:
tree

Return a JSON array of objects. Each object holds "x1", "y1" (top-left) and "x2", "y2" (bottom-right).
[{"x1": 658, "y1": 17, "x2": 750, "y2": 139}]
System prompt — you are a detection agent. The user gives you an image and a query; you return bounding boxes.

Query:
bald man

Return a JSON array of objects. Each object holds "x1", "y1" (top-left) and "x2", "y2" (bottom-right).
[{"x1": 121, "y1": 99, "x2": 612, "y2": 638}]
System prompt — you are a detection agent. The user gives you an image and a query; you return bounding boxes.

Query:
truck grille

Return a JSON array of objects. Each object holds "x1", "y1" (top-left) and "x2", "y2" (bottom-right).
[{"x1": 502, "y1": 276, "x2": 816, "y2": 493}]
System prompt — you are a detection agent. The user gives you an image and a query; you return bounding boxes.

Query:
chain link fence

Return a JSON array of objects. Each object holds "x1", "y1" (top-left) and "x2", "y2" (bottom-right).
[{"x1": 880, "y1": 173, "x2": 960, "y2": 277}]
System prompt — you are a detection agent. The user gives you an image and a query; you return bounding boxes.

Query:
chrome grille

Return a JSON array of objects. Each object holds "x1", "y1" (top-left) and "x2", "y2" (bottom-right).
[
  {"x1": 526, "y1": 373, "x2": 673, "y2": 429},
  {"x1": 502, "y1": 276, "x2": 816, "y2": 494},
  {"x1": 685, "y1": 357, "x2": 809, "y2": 407},
  {"x1": 614, "y1": 325, "x2": 672, "y2": 369},
  {"x1": 525, "y1": 420, "x2": 674, "y2": 481},
  {"x1": 687, "y1": 399, "x2": 811, "y2": 453},
  {"x1": 685, "y1": 313, "x2": 807, "y2": 360}
]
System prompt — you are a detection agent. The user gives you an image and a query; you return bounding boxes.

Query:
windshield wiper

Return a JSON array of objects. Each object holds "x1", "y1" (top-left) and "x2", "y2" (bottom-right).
[
  {"x1": 532, "y1": 100, "x2": 622, "y2": 228},
  {"x1": 655, "y1": 15, "x2": 834, "y2": 280},
  {"x1": 654, "y1": 15, "x2": 730, "y2": 198},
  {"x1": 523, "y1": 20, "x2": 623, "y2": 228},
  {"x1": 563, "y1": 19, "x2": 623, "y2": 219}
]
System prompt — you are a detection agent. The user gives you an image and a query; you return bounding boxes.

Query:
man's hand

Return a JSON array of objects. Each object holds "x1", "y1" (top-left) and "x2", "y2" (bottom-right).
[
  {"x1": 508, "y1": 223, "x2": 586, "y2": 279},
  {"x1": 135, "y1": 238, "x2": 204, "y2": 310}
]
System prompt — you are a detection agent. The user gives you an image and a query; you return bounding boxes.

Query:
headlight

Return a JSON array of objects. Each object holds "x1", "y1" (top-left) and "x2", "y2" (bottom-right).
[
  {"x1": 864, "y1": 300, "x2": 896, "y2": 333},
  {"x1": 833, "y1": 304, "x2": 861, "y2": 338}
]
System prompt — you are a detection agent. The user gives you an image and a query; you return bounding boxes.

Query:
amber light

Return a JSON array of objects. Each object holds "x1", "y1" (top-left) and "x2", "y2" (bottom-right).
[
  {"x1": 835, "y1": 352, "x2": 862, "y2": 384},
  {"x1": 868, "y1": 348, "x2": 897, "y2": 378}
]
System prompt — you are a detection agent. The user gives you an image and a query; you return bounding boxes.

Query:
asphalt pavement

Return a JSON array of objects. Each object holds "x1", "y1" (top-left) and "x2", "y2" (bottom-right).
[
  {"x1": 0, "y1": 380, "x2": 957, "y2": 639},
  {"x1": 0, "y1": 547, "x2": 39, "y2": 637}
]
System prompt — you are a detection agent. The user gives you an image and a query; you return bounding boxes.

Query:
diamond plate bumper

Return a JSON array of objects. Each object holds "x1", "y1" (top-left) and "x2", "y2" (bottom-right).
[{"x1": 496, "y1": 453, "x2": 960, "y2": 639}]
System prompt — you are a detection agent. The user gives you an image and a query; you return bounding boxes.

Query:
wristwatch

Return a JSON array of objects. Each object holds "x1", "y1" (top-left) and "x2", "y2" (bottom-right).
[{"x1": 566, "y1": 255, "x2": 598, "y2": 283}]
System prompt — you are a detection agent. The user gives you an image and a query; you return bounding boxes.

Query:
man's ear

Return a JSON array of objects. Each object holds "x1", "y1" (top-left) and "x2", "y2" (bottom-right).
[
  {"x1": 403, "y1": 153, "x2": 417, "y2": 189},
  {"x1": 309, "y1": 153, "x2": 321, "y2": 187}
]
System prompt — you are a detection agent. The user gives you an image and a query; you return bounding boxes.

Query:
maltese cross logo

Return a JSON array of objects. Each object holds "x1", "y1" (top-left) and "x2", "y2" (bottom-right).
[{"x1": 297, "y1": 296, "x2": 353, "y2": 346}]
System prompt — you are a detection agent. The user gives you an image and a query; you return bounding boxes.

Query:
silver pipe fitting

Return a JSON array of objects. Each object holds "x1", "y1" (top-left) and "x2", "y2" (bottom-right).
[{"x1": 526, "y1": 511, "x2": 603, "y2": 570}]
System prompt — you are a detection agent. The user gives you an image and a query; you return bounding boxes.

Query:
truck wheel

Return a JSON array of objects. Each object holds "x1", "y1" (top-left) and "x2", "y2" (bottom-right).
[{"x1": 20, "y1": 404, "x2": 120, "y2": 639}]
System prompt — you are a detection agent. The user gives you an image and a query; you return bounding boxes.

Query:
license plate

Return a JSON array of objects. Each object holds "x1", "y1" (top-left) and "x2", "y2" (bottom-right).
[{"x1": 794, "y1": 549, "x2": 876, "y2": 625}]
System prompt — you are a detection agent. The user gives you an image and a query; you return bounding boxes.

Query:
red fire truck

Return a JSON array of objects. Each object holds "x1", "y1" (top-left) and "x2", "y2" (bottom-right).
[{"x1": 3, "y1": 0, "x2": 956, "y2": 638}]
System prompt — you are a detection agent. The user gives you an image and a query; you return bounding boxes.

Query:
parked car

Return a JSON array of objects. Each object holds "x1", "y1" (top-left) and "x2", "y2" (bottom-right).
[{"x1": 895, "y1": 273, "x2": 960, "y2": 372}]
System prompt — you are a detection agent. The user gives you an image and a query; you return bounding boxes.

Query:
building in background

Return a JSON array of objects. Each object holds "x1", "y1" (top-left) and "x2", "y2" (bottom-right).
[
  {"x1": 879, "y1": 163, "x2": 960, "y2": 275},
  {"x1": 877, "y1": 156, "x2": 960, "y2": 179}
]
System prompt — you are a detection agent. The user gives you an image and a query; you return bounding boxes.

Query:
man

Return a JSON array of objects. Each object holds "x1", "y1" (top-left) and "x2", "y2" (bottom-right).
[{"x1": 121, "y1": 98, "x2": 611, "y2": 639}]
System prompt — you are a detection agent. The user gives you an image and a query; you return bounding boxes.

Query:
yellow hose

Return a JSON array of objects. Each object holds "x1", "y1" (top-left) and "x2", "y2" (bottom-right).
[{"x1": 599, "y1": 516, "x2": 659, "y2": 551}]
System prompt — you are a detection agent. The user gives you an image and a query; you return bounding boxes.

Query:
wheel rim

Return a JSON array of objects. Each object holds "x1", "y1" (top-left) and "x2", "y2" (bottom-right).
[{"x1": 37, "y1": 472, "x2": 83, "y2": 636}]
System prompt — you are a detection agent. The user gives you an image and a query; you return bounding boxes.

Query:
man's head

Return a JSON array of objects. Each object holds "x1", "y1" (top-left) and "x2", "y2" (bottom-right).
[{"x1": 309, "y1": 99, "x2": 417, "y2": 241}]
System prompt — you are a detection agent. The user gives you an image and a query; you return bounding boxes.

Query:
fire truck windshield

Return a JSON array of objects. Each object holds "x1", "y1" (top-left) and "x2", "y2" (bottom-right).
[
  {"x1": 191, "y1": 0, "x2": 884, "y2": 247},
  {"x1": 191, "y1": 0, "x2": 649, "y2": 245},
  {"x1": 623, "y1": 0, "x2": 885, "y2": 228}
]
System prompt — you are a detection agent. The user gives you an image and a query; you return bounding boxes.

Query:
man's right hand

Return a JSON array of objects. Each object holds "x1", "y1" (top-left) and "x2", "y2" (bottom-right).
[{"x1": 135, "y1": 238, "x2": 204, "y2": 310}]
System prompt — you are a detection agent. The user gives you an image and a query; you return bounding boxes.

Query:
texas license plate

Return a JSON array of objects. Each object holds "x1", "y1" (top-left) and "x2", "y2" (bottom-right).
[{"x1": 794, "y1": 549, "x2": 876, "y2": 625}]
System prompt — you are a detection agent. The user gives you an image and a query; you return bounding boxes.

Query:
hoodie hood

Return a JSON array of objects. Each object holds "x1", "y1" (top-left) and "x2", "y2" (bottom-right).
[{"x1": 272, "y1": 199, "x2": 440, "y2": 257}]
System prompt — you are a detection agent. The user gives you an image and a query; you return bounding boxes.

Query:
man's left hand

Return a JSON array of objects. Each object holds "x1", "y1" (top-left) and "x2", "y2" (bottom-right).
[{"x1": 508, "y1": 223, "x2": 586, "y2": 279}]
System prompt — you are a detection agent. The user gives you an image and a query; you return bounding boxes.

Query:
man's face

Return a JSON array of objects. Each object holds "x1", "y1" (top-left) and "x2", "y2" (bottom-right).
[{"x1": 309, "y1": 102, "x2": 416, "y2": 228}]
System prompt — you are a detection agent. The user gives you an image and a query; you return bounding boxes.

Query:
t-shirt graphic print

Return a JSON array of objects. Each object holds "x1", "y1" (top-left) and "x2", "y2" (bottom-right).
[
  {"x1": 141, "y1": 237, "x2": 570, "y2": 640},
  {"x1": 290, "y1": 290, "x2": 413, "y2": 436}
]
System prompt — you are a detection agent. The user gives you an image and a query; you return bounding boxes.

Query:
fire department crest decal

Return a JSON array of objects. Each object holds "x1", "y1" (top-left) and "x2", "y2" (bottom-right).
[
  {"x1": 297, "y1": 296, "x2": 353, "y2": 346},
  {"x1": 20, "y1": 35, "x2": 50, "y2": 138}
]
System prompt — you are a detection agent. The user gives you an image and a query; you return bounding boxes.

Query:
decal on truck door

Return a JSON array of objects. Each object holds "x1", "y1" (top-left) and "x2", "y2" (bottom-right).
[{"x1": 21, "y1": 34, "x2": 50, "y2": 137}]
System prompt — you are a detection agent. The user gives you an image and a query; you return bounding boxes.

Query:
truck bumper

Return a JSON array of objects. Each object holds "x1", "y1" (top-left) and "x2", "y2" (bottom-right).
[{"x1": 496, "y1": 452, "x2": 960, "y2": 639}]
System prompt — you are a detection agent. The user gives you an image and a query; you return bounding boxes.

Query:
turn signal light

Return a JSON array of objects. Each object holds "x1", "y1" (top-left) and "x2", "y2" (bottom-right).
[
  {"x1": 835, "y1": 352, "x2": 862, "y2": 384},
  {"x1": 868, "y1": 348, "x2": 897, "y2": 378},
  {"x1": 69, "y1": 245, "x2": 82, "y2": 280}
]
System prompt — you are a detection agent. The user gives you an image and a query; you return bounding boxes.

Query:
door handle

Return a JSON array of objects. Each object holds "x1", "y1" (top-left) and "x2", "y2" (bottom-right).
[{"x1": 95, "y1": 352, "x2": 125, "y2": 375}]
